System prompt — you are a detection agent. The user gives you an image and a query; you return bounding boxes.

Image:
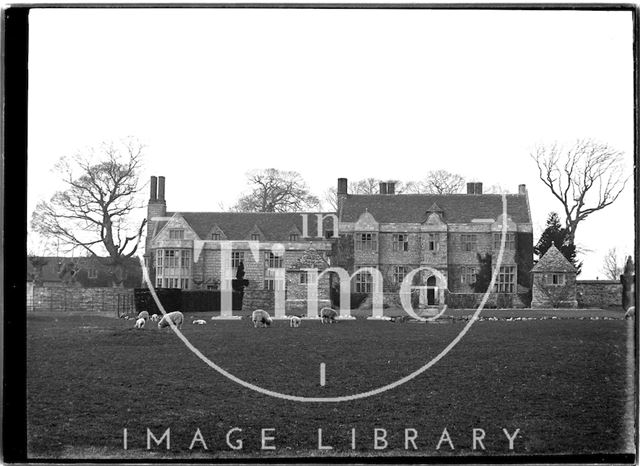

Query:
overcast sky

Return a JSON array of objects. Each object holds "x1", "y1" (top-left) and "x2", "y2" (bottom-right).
[{"x1": 27, "y1": 8, "x2": 635, "y2": 278}]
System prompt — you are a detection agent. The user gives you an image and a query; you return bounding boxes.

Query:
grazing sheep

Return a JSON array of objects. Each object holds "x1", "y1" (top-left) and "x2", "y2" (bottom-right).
[
  {"x1": 252, "y1": 309, "x2": 273, "y2": 328},
  {"x1": 137, "y1": 311, "x2": 149, "y2": 321},
  {"x1": 158, "y1": 311, "x2": 184, "y2": 330},
  {"x1": 150, "y1": 314, "x2": 160, "y2": 322},
  {"x1": 134, "y1": 318, "x2": 145, "y2": 329},
  {"x1": 192, "y1": 319, "x2": 207, "y2": 325},
  {"x1": 625, "y1": 306, "x2": 635, "y2": 319},
  {"x1": 319, "y1": 307, "x2": 337, "y2": 324},
  {"x1": 289, "y1": 315, "x2": 301, "y2": 328}
]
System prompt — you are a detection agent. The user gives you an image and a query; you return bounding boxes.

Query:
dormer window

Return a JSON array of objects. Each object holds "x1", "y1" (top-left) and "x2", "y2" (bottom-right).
[
  {"x1": 289, "y1": 234, "x2": 299, "y2": 241},
  {"x1": 169, "y1": 229, "x2": 184, "y2": 240},
  {"x1": 251, "y1": 233, "x2": 260, "y2": 241},
  {"x1": 211, "y1": 233, "x2": 221, "y2": 240}
]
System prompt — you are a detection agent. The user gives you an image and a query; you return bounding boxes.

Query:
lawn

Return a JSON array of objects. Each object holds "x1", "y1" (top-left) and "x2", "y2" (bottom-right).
[{"x1": 26, "y1": 311, "x2": 635, "y2": 459}]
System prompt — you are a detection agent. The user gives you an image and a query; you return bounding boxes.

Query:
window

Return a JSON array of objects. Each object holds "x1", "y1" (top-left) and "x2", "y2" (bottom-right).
[
  {"x1": 169, "y1": 229, "x2": 184, "y2": 240},
  {"x1": 461, "y1": 234, "x2": 477, "y2": 252},
  {"x1": 355, "y1": 272, "x2": 373, "y2": 293},
  {"x1": 264, "y1": 277, "x2": 285, "y2": 291},
  {"x1": 460, "y1": 266, "x2": 478, "y2": 285},
  {"x1": 231, "y1": 252, "x2": 244, "y2": 268},
  {"x1": 392, "y1": 266, "x2": 408, "y2": 284},
  {"x1": 494, "y1": 266, "x2": 516, "y2": 293},
  {"x1": 300, "y1": 272, "x2": 307, "y2": 284},
  {"x1": 251, "y1": 233, "x2": 260, "y2": 241},
  {"x1": 427, "y1": 233, "x2": 438, "y2": 251},
  {"x1": 87, "y1": 268, "x2": 98, "y2": 279},
  {"x1": 211, "y1": 233, "x2": 221, "y2": 240},
  {"x1": 392, "y1": 234, "x2": 409, "y2": 252},
  {"x1": 289, "y1": 234, "x2": 299, "y2": 241},
  {"x1": 207, "y1": 284, "x2": 217, "y2": 290},
  {"x1": 493, "y1": 232, "x2": 516, "y2": 250},
  {"x1": 155, "y1": 249, "x2": 192, "y2": 289},
  {"x1": 265, "y1": 252, "x2": 284, "y2": 268},
  {"x1": 355, "y1": 233, "x2": 378, "y2": 252},
  {"x1": 545, "y1": 273, "x2": 566, "y2": 286},
  {"x1": 324, "y1": 230, "x2": 334, "y2": 239}
]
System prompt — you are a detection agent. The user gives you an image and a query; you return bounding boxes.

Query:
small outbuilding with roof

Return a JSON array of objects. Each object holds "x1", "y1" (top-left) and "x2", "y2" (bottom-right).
[{"x1": 531, "y1": 243, "x2": 577, "y2": 308}]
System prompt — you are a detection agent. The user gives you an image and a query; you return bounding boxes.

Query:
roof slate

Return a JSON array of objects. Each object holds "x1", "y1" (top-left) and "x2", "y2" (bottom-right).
[
  {"x1": 160, "y1": 212, "x2": 335, "y2": 241},
  {"x1": 341, "y1": 194, "x2": 531, "y2": 224},
  {"x1": 531, "y1": 244, "x2": 577, "y2": 273}
]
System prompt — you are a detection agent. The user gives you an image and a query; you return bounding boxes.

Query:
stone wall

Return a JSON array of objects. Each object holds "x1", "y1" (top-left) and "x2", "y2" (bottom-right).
[
  {"x1": 28, "y1": 286, "x2": 134, "y2": 314},
  {"x1": 241, "y1": 290, "x2": 275, "y2": 312},
  {"x1": 447, "y1": 292, "x2": 529, "y2": 309},
  {"x1": 531, "y1": 273, "x2": 577, "y2": 309},
  {"x1": 576, "y1": 280, "x2": 622, "y2": 308}
]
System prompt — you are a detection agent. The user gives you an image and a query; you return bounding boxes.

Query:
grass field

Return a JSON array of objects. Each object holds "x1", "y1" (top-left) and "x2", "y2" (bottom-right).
[{"x1": 26, "y1": 310, "x2": 635, "y2": 459}]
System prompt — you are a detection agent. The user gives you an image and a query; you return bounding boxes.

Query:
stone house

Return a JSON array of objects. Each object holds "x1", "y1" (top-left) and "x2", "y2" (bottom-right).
[
  {"x1": 334, "y1": 178, "x2": 534, "y2": 308},
  {"x1": 144, "y1": 176, "x2": 334, "y2": 313},
  {"x1": 144, "y1": 176, "x2": 534, "y2": 309},
  {"x1": 531, "y1": 243, "x2": 578, "y2": 308}
]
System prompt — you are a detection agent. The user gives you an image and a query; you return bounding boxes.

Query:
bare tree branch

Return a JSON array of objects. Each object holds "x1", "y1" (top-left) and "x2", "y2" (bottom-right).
[{"x1": 531, "y1": 139, "x2": 628, "y2": 245}]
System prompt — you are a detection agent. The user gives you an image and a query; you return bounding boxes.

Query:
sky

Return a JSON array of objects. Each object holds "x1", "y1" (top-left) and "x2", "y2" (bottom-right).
[{"x1": 27, "y1": 8, "x2": 635, "y2": 279}]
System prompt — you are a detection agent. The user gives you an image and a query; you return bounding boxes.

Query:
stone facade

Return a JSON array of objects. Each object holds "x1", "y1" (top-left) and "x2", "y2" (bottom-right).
[{"x1": 144, "y1": 177, "x2": 534, "y2": 311}]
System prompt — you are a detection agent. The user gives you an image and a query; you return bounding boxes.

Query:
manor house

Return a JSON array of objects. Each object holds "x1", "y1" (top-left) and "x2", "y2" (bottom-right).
[{"x1": 144, "y1": 176, "x2": 533, "y2": 308}]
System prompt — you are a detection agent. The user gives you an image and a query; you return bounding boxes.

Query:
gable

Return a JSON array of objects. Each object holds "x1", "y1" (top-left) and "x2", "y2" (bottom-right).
[
  {"x1": 354, "y1": 211, "x2": 379, "y2": 231},
  {"x1": 154, "y1": 213, "x2": 200, "y2": 242}
]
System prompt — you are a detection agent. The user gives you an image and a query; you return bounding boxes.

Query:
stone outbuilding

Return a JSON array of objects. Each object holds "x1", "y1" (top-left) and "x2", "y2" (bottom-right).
[{"x1": 531, "y1": 243, "x2": 577, "y2": 308}]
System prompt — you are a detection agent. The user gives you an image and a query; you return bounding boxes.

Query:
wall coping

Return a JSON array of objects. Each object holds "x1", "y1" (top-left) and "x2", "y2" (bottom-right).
[{"x1": 576, "y1": 280, "x2": 620, "y2": 285}]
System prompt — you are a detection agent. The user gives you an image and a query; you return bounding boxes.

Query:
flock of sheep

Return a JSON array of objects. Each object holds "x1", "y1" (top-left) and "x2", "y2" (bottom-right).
[{"x1": 121, "y1": 307, "x2": 339, "y2": 330}]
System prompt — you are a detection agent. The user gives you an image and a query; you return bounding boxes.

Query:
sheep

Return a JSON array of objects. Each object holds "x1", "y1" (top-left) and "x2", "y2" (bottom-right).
[
  {"x1": 192, "y1": 319, "x2": 207, "y2": 325},
  {"x1": 625, "y1": 306, "x2": 635, "y2": 320},
  {"x1": 137, "y1": 311, "x2": 149, "y2": 321},
  {"x1": 319, "y1": 307, "x2": 337, "y2": 324},
  {"x1": 158, "y1": 311, "x2": 184, "y2": 330},
  {"x1": 252, "y1": 309, "x2": 273, "y2": 328},
  {"x1": 134, "y1": 318, "x2": 145, "y2": 329},
  {"x1": 150, "y1": 314, "x2": 160, "y2": 322},
  {"x1": 289, "y1": 315, "x2": 301, "y2": 328}
]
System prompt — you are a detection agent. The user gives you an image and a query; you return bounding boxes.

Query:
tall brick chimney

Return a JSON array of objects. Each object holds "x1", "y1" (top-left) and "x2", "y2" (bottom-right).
[
  {"x1": 467, "y1": 182, "x2": 483, "y2": 194},
  {"x1": 337, "y1": 178, "x2": 348, "y2": 216},
  {"x1": 474, "y1": 182, "x2": 483, "y2": 194},
  {"x1": 149, "y1": 176, "x2": 157, "y2": 202},
  {"x1": 518, "y1": 184, "x2": 527, "y2": 194},
  {"x1": 379, "y1": 182, "x2": 387, "y2": 195},
  {"x1": 146, "y1": 175, "x2": 167, "y2": 275}
]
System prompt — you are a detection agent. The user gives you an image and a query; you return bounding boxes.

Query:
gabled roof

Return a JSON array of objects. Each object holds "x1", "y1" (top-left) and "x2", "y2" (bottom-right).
[
  {"x1": 156, "y1": 212, "x2": 335, "y2": 241},
  {"x1": 532, "y1": 244, "x2": 576, "y2": 273},
  {"x1": 341, "y1": 194, "x2": 531, "y2": 224}
]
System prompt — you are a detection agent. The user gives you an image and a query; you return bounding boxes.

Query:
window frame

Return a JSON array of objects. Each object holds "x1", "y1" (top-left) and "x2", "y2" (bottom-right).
[
  {"x1": 169, "y1": 229, "x2": 185, "y2": 240},
  {"x1": 494, "y1": 265, "x2": 516, "y2": 293},
  {"x1": 355, "y1": 232, "x2": 378, "y2": 252}
]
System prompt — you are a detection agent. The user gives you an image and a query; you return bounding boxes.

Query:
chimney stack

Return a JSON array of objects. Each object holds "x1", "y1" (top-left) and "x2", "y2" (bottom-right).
[
  {"x1": 150, "y1": 176, "x2": 157, "y2": 201},
  {"x1": 337, "y1": 178, "x2": 348, "y2": 195},
  {"x1": 518, "y1": 184, "x2": 527, "y2": 194},
  {"x1": 379, "y1": 182, "x2": 387, "y2": 195},
  {"x1": 386, "y1": 181, "x2": 395, "y2": 195},
  {"x1": 158, "y1": 176, "x2": 166, "y2": 201},
  {"x1": 467, "y1": 182, "x2": 483, "y2": 194}
]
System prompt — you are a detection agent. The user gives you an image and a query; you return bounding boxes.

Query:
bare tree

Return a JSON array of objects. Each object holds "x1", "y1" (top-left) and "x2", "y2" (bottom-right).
[
  {"x1": 532, "y1": 139, "x2": 628, "y2": 245},
  {"x1": 484, "y1": 183, "x2": 510, "y2": 194},
  {"x1": 233, "y1": 168, "x2": 320, "y2": 212},
  {"x1": 407, "y1": 170, "x2": 465, "y2": 194},
  {"x1": 31, "y1": 139, "x2": 147, "y2": 286},
  {"x1": 602, "y1": 247, "x2": 625, "y2": 281}
]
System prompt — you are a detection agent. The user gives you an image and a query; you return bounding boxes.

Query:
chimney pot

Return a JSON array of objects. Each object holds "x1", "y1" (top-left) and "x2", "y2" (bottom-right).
[
  {"x1": 337, "y1": 178, "x2": 348, "y2": 195},
  {"x1": 386, "y1": 181, "x2": 395, "y2": 195},
  {"x1": 467, "y1": 182, "x2": 475, "y2": 194},
  {"x1": 158, "y1": 176, "x2": 166, "y2": 201},
  {"x1": 150, "y1": 176, "x2": 158, "y2": 201},
  {"x1": 379, "y1": 182, "x2": 387, "y2": 195}
]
